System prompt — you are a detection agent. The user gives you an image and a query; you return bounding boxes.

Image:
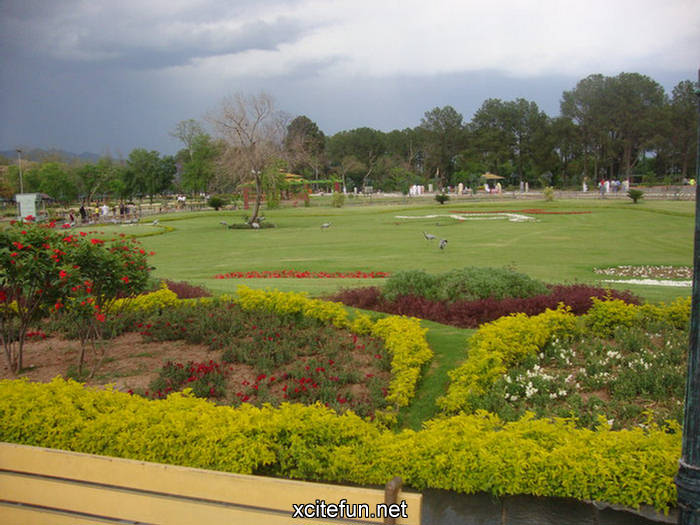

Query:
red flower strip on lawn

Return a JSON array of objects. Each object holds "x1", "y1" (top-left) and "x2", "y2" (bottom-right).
[{"x1": 214, "y1": 270, "x2": 390, "y2": 279}]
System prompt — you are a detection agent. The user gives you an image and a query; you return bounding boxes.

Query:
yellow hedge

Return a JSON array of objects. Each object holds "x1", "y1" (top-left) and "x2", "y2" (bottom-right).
[
  {"x1": 437, "y1": 306, "x2": 578, "y2": 414},
  {"x1": 234, "y1": 286, "x2": 432, "y2": 416},
  {"x1": 0, "y1": 378, "x2": 680, "y2": 513}
]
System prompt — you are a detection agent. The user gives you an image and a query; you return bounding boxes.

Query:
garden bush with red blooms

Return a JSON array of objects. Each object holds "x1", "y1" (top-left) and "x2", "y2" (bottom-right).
[
  {"x1": 0, "y1": 221, "x2": 152, "y2": 374},
  {"x1": 330, "y1": 284, "x2": 641, "y2": 328},
  {"x1": 214, "y1": 269, "x2": 390, "y2": 279}
]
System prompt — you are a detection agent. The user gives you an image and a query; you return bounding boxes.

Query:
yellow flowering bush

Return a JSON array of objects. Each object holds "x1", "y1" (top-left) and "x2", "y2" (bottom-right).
[
  {"x1": 0, "y1": 378, "x2": 680, "y2": 513},
  {"x1": 113, "y1": 283, "x2": 179, "y2": 314},
  {"x1": 437, "y1": 306, "x2": 578, "y2": 414},
  {"x1": 372, "y1": 316, "x2": 433, "y2": 409},
  {"x1": 236, "y1": 286, "x2": 350, "y2": 328}
]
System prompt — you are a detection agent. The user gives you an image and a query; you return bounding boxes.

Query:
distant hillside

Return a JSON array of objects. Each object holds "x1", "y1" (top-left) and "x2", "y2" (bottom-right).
[{"x1": 0, "y1": 148, "x2": 100, "y2": 163}]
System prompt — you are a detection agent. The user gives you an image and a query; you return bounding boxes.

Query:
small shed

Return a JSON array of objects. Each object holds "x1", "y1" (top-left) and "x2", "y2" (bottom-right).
[{"x1": 15, "y1": 193, "x2": 50, "y2": 221}]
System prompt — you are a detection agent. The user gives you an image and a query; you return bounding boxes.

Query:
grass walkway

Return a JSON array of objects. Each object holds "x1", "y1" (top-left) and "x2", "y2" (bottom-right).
[{"x1": 398, "y1": 320, "x2": 474, "y2": 429}]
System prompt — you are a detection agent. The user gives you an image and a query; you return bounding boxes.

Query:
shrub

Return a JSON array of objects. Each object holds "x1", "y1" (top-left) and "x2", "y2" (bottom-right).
[
  {"x1": 543, "y1": 186, "x2": 555, "y2": 201},
  {"x1": 383, "y1": 270, "x2": 439, "y2": 301},
  {"x1": 162, "y1": 279, "x2": 212, "y2": 299},
  {"x1": 584, "y1": 298, "x2": 638, "y2": 337},
  {"x1": 627, "y1": 189, "x2": 644, "y2": 203},
  {"x1": 207, "y1": 195, "x2": 227, "y2": 210},
  {"x1": 437, "y1": 306, "x2": 579, "y2": 414},
  {"x1": 434, "y1": 193, "x2": 450, "y2": 204},
  {"x1": 331, "y1": 284, "x2": 640, "y2": 329},
  {"x1": 383, "y1": 267, "x2": 549, "y2": 303},
  {"x1": 0, "y1": 378, "x2": 681, "y2": 513},
  {"x1": 331, "y1": 191, "x2": 345, "y2": 208}
]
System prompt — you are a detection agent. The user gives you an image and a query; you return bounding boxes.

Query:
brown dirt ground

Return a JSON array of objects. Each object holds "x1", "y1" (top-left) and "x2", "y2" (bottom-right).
[
  {"x1": 0, "y1": 333, "x2": 218, "y2": 393},
  {"x1": 1, "y1": 332, "x2": 388, "y2": 409}
]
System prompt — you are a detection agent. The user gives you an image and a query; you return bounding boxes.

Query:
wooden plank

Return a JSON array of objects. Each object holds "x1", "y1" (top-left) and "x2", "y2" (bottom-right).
[
  {"x1": 0, "y1": 502, "x2": 141, "y2": 525},
  {"x1": 0, "y1": 443, "x2": 422, "y2": 525}
]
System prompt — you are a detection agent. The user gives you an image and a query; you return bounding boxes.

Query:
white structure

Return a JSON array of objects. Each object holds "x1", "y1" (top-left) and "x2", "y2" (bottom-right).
[{"x1": 15, "y1": 193, "x2": 46, "y2": 221}]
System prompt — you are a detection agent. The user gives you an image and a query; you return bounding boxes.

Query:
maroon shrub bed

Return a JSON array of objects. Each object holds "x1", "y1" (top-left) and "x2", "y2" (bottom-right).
[{"x1": 329, "y1": 284, "x2": 641, "y2": 328}]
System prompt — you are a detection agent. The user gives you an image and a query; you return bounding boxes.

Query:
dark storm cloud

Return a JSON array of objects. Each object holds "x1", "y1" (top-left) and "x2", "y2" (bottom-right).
[
  {"x1": 0, "y1": 0, "x2": 697, "y2": 156},
  {"x1": 0, "y1": 0, "x2": 311, "y2": 69}
]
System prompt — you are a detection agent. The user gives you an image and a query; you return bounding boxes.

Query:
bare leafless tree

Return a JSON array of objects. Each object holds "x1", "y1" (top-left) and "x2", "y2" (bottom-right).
[{"x1": 207, "y1": 92, "x2": 288, "y2": 224}]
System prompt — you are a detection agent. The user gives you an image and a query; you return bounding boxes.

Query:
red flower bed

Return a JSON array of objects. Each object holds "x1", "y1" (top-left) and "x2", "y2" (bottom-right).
[
  {"x1": 329, "y1": 284, "x2": 640, "y2": 328},
  {"x1": 214, "y1": 270, "x2": 390, "y2": 279}
]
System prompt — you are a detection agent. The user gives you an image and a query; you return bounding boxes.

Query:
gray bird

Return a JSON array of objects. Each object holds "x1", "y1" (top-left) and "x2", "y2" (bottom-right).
[
  {"x1": 439, "y1": 239, "x2": 448, "y2": 250},
  {"x1": 321, "y1": 222, "x2": 331, "y2": 229},
  {"x1": 423, "y1": 231, "x2": 436, "y2": 241},
  {"x1": 220, "y1": 221, "x2": 229, "y2": 228},
  {"x1": 151, "y1": 219, "x2": 159, "y2": 226}
]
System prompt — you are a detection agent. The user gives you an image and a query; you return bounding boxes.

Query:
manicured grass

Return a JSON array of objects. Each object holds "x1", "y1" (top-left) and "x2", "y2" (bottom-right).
[
  {"x1": 398, "y1": 320, "x2": 475, "y2": 429},
  {"x1": 128, "y1": 199, "x2": 692, "y2": 304}
]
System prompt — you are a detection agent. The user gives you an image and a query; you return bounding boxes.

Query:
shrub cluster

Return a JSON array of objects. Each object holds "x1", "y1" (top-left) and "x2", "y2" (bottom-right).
[
  {"x1": 438, "y1": 297, "x2": 691, "y2": 418},
  {"x1": 0, "y1": 378, "x2": 680, "y2": 513},
  {"x1": 383, "y1": 267, "x2": 550, "y2": 302},
  {"x1": 161, "y1": 279, "x2": 212, "y2": 299},
  {"x1": 331, "y1": 284, "x2": 640, "y2": 328},
  {"x1": 438, "y1": 306, "x2": 579, "y2": 413}
]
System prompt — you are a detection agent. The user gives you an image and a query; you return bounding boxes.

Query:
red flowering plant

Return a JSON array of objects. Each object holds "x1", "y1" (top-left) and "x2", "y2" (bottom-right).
[
  {"x1": 0, "y1": 223, "x2": 73, "y2": 373},
  {"x1": 55, "y1": 235, "x2": 152, "y2": 376}
]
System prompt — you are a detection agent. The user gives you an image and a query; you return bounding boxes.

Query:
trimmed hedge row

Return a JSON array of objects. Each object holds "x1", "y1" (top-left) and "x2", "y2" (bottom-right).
[
  {"x1": 0, "y1": 378, "x2": 680, "y2": 513},
  {"x1": 329, "y1": 284, "x2": 641, "y2": 328},
  {"x1": 437, "y1": 306, "x2": 578, "y2": 414}
]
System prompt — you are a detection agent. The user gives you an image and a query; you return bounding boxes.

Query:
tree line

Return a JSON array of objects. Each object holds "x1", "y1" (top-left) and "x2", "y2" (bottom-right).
[{"x1": 1, "y1": 72, "x2": 696, "y2": 208}]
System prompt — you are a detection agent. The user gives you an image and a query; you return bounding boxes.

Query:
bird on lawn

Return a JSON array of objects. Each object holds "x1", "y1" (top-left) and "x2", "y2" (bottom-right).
[
  {"x1": 151, "y1": 219, "x2": 159, "y2": 226},
  {"x1": 321, "y1": 222, "x2": 331, "y2": 229},
  {"x1": 423, "y1": 231, "x2": 436, "y2": 241},
  {"x1": 439, "y1": 239, "x2": 448, "y2": 250},
  {"x1": 220, "y1": 221, "x2": 229, "y2": 228}
]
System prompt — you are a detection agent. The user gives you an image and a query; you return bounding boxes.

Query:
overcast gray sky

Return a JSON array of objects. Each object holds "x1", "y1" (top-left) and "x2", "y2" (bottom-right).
[{"x1": 1, "y1": 0, "x2": 698, "y2": 157}]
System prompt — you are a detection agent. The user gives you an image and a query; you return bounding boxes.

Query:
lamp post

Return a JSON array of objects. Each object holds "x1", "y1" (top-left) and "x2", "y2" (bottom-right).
[
  {"x1": 15, "y1": 148, "x2": 23, "y2": 194},
  {"x1": 676, "y1": 68, "x2": 700, "y2": 525}
]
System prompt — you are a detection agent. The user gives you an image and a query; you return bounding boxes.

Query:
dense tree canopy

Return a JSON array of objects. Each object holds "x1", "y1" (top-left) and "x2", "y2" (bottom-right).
[{"x1": 6, "y1": 72, "x2": 697, "y2": 200}]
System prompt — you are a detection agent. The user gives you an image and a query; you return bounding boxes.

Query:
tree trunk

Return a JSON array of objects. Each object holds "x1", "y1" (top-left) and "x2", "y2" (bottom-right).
[{"x1": 250, "y1": 174, "x2": 262, "y2": 224}]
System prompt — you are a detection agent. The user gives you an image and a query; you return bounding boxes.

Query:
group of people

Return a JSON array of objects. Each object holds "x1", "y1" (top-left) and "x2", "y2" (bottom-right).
[
  {"x1": 596, "y1": 179, "x2": 629, "y2": 195},
  {"x1": 71, "y1": 202, "x2": 137, "y2": 224}
]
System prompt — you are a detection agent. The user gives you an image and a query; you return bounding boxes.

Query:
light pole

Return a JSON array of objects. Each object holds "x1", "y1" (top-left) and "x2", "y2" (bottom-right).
[
  {"x1": 15, "y1": 148, "x2": 23, "y2": 194},
  {"x1": 676, "y1": 68, "x2": 700, "y2": 525}
]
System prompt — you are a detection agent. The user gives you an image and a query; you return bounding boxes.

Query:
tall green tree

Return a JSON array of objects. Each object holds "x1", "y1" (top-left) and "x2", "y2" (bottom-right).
[
  {"x1": 607, "y1": 73, "x2": 665, "y2": 178},
  {"x1": 327, "y1": 128, "x2": 385, "y2": 189},
  {"x1": 179, "y1": 134, "x2": 220, "y2": 195},
  {"x1": 37, "y1": 162, "x2": 78, "y2": 204},
  {"x1": 285, "y1": 115, "x2": 325, "y2": 178},
  {"x1": 468, "y1": 98, "x2": 551, "y2": 184},
  {"x1": 667, "y1": 80, "x2": 698, "y2": 178},
  {"x1": 418, "y1": 106, "x2": 465, "y2": 186},
  {"x1": 125, "y1": 149, "x2": 176, "y2": 202}
]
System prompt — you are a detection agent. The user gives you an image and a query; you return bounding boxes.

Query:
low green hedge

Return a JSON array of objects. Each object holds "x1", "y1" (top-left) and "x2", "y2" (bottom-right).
[{"x1": 0, "y1": 378, "x2": 680, "y2": 513}]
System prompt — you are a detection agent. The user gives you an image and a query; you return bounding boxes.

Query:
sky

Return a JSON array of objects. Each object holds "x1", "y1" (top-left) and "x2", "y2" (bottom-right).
[{"x1": 1, "y1": 0, "x2": 698, "y2": 158}]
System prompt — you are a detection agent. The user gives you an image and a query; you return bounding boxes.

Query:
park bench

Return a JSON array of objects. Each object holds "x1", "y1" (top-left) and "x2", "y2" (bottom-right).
[{"x1": 0, "y1": 442, "x2": 421, "y2": 524}]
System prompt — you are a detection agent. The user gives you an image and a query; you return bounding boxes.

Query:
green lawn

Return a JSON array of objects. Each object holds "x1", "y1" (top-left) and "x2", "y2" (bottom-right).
[
  {"x1": 116, "y1": 199, "x2": 693, "y2": 304},
  {"x1": 75, "y1": 198, "x2": 695, "y2": 427}
]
